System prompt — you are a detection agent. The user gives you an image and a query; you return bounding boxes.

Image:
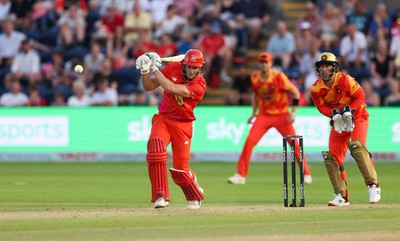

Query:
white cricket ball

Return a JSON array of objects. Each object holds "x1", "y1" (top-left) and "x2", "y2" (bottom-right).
[{"x1": 74, "y1": 65, "x2": 84, "y2": 74}]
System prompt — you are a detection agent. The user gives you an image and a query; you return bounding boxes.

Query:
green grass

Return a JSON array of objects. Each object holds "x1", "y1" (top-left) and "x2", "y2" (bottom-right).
[{"x1": 0, "y1": 162, "x2": 399, "y2": 241}]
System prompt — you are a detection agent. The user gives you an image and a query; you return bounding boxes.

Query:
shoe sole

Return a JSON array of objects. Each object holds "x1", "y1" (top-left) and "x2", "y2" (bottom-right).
[
  {"x1": 154, "y1": 202, "x2": 169, "y2": 209},
  {"x1": 228, "y1": 179, "x2": 245, "y2": 185},
  {"x1": 328, "y1": 202, "x2": 350, "y2": 207}
]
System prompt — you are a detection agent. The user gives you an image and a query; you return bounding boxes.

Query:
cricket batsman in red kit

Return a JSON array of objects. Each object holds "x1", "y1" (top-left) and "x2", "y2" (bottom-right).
[
  {"x1": 136, "y1": 49, "x2": 206, "y2": 209},
  {"x1": 228, "y1": 52, "x2": 312, "y2": 185},
  {"x1": 310, "y1": 52, "x2": 381, "y2": 206}
]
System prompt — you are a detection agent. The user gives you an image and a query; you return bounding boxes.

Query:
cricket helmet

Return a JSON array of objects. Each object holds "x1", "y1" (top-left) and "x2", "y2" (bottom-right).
[
  {"x1": 181, "y1": 49, "x2": 205, "y2": 81},
  {"x1": 315, "y1": 52, "x2": 339, "y2": 81}
]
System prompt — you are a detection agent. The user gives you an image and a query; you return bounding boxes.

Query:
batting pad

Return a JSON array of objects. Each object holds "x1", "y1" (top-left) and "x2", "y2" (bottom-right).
[
  {"x1": 147, "y1": 137, "x2": 169, "y2": 202},
  {"x1": 348, "y1": 140, "x2": 378, "y2": 185},
  {"x1": 322, "y1": 151, "x2": 348, "y2": 199},
  {"x1": 169, "y1": 168, "x2": 204, "y2": 201}
]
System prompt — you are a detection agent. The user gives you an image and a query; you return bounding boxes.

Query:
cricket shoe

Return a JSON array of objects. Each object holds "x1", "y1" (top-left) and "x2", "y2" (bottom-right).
[
  {"x1": 154, "y1": 197, "x2": 169, "y2": 209},
  {"x1": 304, "y1": 175, "x2": 312, "y2": 184},
  {"x1": 187, "y1": 187, "x2": 203, "y2": 210},
  {"x1": 228, "y1": 173, "x2": 246, "y2": 184},
  {"x1": 328, "y1": 193, "x2": 350, "y2": 206},
  {"x1": 368, "y1": 184, "x2": 381, "y2": 204}
]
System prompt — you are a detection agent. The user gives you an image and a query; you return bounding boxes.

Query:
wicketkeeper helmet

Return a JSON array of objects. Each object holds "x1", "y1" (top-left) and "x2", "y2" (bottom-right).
[{"x1": 315, "y1": 52, "x2": 339, "y2": 81}]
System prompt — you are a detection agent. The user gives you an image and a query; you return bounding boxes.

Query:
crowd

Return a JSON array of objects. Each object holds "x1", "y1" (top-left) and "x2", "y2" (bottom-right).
[
  {"x1": 0, "y1": 0, "x2": 398, "y2": 107},
  {"x1": 228, "y1": 0, "x2": 400, "y2": 107}
]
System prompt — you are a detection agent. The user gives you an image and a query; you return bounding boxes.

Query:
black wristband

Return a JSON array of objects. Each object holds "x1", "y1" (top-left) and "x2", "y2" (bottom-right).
[{"x1": 292, "y1": 98, "x2": 299, "y2": 106}]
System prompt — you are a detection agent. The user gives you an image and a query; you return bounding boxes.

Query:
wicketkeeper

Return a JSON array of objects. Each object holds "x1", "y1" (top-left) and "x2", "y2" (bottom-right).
[{"x1": 311, "y1": 52, "x2": 381, "y2": 206}]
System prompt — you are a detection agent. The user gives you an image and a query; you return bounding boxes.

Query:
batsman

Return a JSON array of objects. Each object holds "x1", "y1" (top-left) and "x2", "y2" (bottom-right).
[
  {"x1": 311, "y1": 52, "x2": 381, "y2": 206},
  {"x1": 136, "y1": 49, "x2": 206, "y2": 209}
]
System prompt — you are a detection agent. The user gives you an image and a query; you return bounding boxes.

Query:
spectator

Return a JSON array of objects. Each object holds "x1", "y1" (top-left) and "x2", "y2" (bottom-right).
[
  {"x1": 389, "y1": 25, "x2": 400, "y2": 78},
  {"x1": 368, "y1": 2, "x2": 391, "y2": 40},
  {"x1": 157, "y1": 33, "x2": 177, "y2": 58},
  {"x1": 57, "y1": 4, "x2": 86, "y2": 47},
  {"x1": 0, "y1": 0, "x2": 11, "y2": 22},
  {"x1": 295, "y1": 1, "x2": 321, "y2": 38},
  {"x1": 370, "y1": 40, "x2": 394, "y2": 105},
  {"x1": 0, "y1": 80, "x2": 28, "y2": 106},
  {"x1": 89, "y1": 78, "x2": 118, "y2": 106},
  {"x1": 92, "y1": 57, "x2": 118, "y2": 91},
  {"x1": 4, "y1": 39, "x2": 41, "y2": 90},
  {"x1": 225, "y1": 64, "x2": 252, "y2": 105},
  {"x1": 295, "y1": 21, "x2": 316, "y2": 58},
  {"x1": 148, "y1": 0, "x2": 173, "y2": 30},
  {"x1": 83, "y1": 41, "x2": 105, "y2": 82},
  {"x1": 384, "y1": 80, "x2": 400, "y2": 106},
  {"x1": 51, "y1": 91, "x2": 66, "y2": 106},
  {"x1": 0, "y1": 15, "x2": 26, "y2": 67},
  {"x1": 123, "y1": 0, "x2": 153, "y2": 44},
  {"x1": 27, "y1": 84, "x2": 47, "y2": 106},
  {"x1": 154, "y1": 4, "x2": 187, "y2": 40},
  {"x1": 99, "y1": 4, "x2": 125, "y2": 50},
  {"x1": 67, "y1": 80, "x2": 90, "y2": 106},
  {"x1": 339, "y1": 22, "x2": 370, "y2": 82},
  {"x1": 55, "y1": 0, "x2": 88, "y2": 17},
  {"x1": 266, "y1": 21, "x2": 295, "y2": 70},
  {"x1": 346, "y1": 0, "x2": 370, "y2": 34},
  {"x1": 173, "y1": 0, "x2": 201, "y2": 19},
  {"x1": 320, "y1": 2, "x2": 345, "y2": 55},
  {"x1": 195, "y1": 21, "x2": 233, "y2": 85},
  {"x1": 232, "y1": 0, "x2": 270, "y2": 48},
  {"x1": 299, "y1": 39, "x2": 321, "y2": 105},
  {"x1": 177, "y1": 30, "x2": 195, "y2": 55},
  {"x1": 361, "y1": 80, "x2": 381, "y2": 106}
]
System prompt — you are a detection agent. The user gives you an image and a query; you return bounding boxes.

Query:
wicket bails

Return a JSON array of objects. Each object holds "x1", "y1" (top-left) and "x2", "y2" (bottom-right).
[{"x1": 283, "y1": 135, "x2": 305, "y2": 207}]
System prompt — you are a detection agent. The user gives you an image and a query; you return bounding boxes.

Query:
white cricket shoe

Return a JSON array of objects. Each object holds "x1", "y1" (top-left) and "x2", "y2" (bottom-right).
[
  {"x1": 328, "y1": 193, "x2": 350, "y2": 206},
  {"x1": 304, "y1": 175, "x2": 312, "y2": 184},
  {"x1": 154, "y1": 197, "x2": 169, "y2": 209},
  {"x1": 368, "y1": 184, "x2": 381, "y2": 204},
  {"x1": 187, "y1": 200, "x2": 201, "y2": 210},
  {"x1": 228, "y1": 173, "x2": 246, "y2": 184}
]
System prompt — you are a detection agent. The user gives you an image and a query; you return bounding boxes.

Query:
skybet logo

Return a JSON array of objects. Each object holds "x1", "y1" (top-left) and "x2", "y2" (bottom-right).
[{"x1": 0, "y1": 117, "x2": 69, "y2": 146}]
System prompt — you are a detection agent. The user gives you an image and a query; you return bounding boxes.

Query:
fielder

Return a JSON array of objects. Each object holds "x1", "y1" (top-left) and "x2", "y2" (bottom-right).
[
  {"x1": 136, "y1": 49, "x2": 206, "y2": 209},
  {"x1": 310, "y1": 52, "x2": 381, "y2": 206},
  {"x1": 228, "y1": 52, "x2": 312, "y2": 185}
]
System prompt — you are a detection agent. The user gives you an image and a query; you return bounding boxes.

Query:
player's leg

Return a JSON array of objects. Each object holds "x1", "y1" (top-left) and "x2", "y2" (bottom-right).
[
  {"x1": 326, "y1": 131, "x2": 351, "y2": 206},
  {"x1": 170, "y1": 168, "x2": 204, "y2": 210},
  {"x1": 275, "y1": 118, "x2": 312, "y2": 184},
  {"x1": 147, "y1": 114, "x2": 171, "y2": 208},
  {"x1": 168, "y1": 119, "x2": 203, "y2": 209},
  {"x1": 349, "y1": 116, "x2": 381, "y2": 203},
  {"x1": 228, "y1": 114, "x2": 271, "y2": 184}
]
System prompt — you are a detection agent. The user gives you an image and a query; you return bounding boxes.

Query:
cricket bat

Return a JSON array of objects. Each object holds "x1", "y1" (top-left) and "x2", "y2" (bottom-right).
[{"x1": 160, "y1": 54, "x2": 185, "y2": 64}]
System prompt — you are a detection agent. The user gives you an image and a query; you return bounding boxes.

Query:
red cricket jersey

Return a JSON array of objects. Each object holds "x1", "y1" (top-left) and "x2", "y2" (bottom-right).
[
  {"x1": 310, "y1": 72, "x2": 367, "y2": 118},
  {"x1": 158, "y1": 63, "x2": 206, "y2": 121},
  {"x1": 251, "y1": 69, "x2": 294, "y2": 115}
]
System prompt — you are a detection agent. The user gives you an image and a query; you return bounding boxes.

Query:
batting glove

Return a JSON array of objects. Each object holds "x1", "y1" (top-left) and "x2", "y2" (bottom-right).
[
  {"x1": 342, "y1": 106, "x2": 355, "y2": 132},
  {"x1": 136, "y1": 54, "x2": 151, "y2": 74},
  {"x1": 330, "y1": 109, "x2": 347, "y2": 134},
  {"x1": 146, "y1": 52, "x2": 162, "y2": 72}
]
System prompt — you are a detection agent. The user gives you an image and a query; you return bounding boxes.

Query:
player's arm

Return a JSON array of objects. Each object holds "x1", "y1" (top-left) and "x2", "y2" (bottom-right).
[
  {"x1": 153, "y1": 70, "x2": 191, "y2": 97},
  {"x1": 288, "y1": 82, "x2": 300, "y2": 115},
  {"x1": 142, "y1": 73, "x2": 160, "y2": 91},
  {"x1": 347, "y1": 76, "x2": 366, "y2": 110}
]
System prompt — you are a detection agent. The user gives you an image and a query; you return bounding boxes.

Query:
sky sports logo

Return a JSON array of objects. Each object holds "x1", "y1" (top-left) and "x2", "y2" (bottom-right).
[{"x1": 0, "y1": 117, "x2": 69, "y2": 146}]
